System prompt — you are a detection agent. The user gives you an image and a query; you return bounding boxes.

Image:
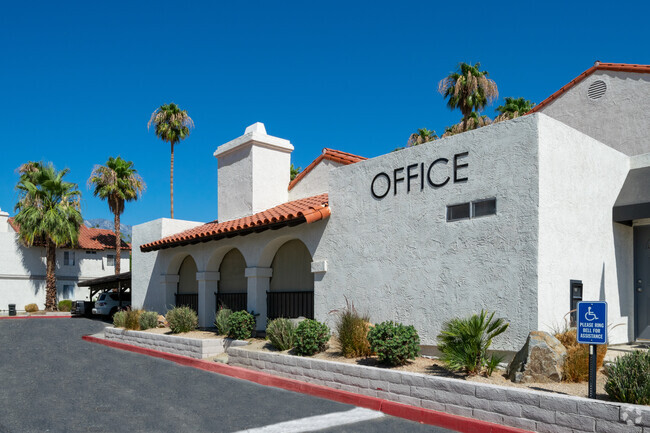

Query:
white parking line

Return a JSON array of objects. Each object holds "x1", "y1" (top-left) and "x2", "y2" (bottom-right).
[{"x1": 232, "y1": 407, "x2": 385, "y2": 433}]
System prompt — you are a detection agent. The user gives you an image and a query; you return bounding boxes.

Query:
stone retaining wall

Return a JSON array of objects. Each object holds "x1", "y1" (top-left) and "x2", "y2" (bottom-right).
[
  {"x1": 227, "y1": 348, "x2": 650, "y2": 433},
  {"x1": 104, "y1": 327, "x2": 246, "y2": 359}
]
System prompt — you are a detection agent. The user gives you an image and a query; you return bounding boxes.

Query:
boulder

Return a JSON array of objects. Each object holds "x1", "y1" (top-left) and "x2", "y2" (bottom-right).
[
  {"x1": 507, "y1": 331, "x2": 566, "y2": 383},
  {"x1": 157, "y1": 315, "x2": 168, "y2": 328}
]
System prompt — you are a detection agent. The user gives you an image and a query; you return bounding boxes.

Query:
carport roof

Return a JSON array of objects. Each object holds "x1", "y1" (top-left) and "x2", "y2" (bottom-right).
[{"x1": 140, "y1": 193, "x2": 330, "y2": 252}]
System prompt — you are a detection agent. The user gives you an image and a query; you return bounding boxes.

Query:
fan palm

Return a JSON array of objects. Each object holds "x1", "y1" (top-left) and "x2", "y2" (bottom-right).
[
  {"x1": 14, "y1": 162, "x2": 83, "y2": 310},
  {"x1": 88, "y1": 156, "x2": 145, "y2": 274},
  {"x1": 437, "y1": 310, "x2": 509, "y2": 375},
  {"x1": 407, "y1": 128, "x2": 438, "y2": 147},
  {"x1": 493, "y1": 97, "x2": 536, "y2": 123},
  {"x1": 147, "y1": 103, "x2": 194, "y2": 219},
  {"x1": 438, "y1": 62, "x2": 498, "y2": 122}
]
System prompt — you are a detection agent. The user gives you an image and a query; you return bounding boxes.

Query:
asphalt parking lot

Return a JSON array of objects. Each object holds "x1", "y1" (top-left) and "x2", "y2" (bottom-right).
[{"x1": 0, "y1": 318, "x2": 457, "y2": 433}]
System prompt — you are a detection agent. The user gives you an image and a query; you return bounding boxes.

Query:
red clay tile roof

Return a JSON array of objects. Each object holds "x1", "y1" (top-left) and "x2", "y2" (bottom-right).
[
  {"x1": 140, "y1": 193, "x2": 330, "y2": 252},
  {"x1": 8, "y1": 218, "x2": 131, "y2": 251},
  {"x1": 288, "y1": 148, "x2": 367, "y2": 191},
  {"x1": 529, "y1": 62, "x2": 650, "y2": 114}
]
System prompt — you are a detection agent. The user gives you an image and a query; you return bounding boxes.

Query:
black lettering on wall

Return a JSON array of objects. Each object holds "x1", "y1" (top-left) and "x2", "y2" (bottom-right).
[
  {"x1": 393, "y1": 167, "x2": 404, "y2": 195},
  {"x1": 406, "y1": 163, "x2": 418, "y2": 193},
  {"x1": 454, "y1": 152, "x2": 469, "y2": 183},
  {"x1": 427, "y1": 158, "x2": 449, "y2": 188},
  {"x1": 420, "y1": 163, "x2": 424, "y2": 191},
  {"x1": 371, "y1": 172, "x2": 390, "y2": 199}
]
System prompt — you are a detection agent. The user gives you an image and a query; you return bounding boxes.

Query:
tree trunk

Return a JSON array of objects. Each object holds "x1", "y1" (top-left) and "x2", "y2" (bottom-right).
[
  {"x1": 170, "y1": 141, "x2": 174, "y2": 219},
  {"x1": 114, "y1": 212, "x2": 121, "y2": 275},
  {"x1": 45, "y1": 238, "x2": 57, "y2": 311}
]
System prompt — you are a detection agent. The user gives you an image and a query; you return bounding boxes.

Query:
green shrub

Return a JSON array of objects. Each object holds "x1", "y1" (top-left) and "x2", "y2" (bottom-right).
[
  {"x1": 368, "y1": 321, "x2": 420, "y2": 366},
  {"x1": 113, "y1": 310, "x2": 127, "y2": 328},
  {"x1": 227, "y1": 311, "x2": 255, "y2": 340},
  {"x1": 214, "y1": 308, "x2": 233, "y2": 335},
  {"x1": 266, "y1": 318, "x2": 296, "y2": 351},
  {"x1": 58, "y1": 300, "x2": 72, "y2": 312},
  {"x1": 25, "y1": 303, "x2": 38, "y2": 313},
  {"x1": 605, "y1": 350, "x2": 650, "y2": 404},
  {"x1": 139, "y1": 311, "x2": 158, "y2": 330},
  {"x1": 294, "y1": 319, "x2": 330, "y2": 356},
  {"x1": 437, "y1": 310, "x2": 508, "y2": 376},
  {"x1": 335, "y1": 302, "x2": 372, "y2": 358},
  {"x1": 166, "y1": 306, "x2": 198, "y2": 334}
]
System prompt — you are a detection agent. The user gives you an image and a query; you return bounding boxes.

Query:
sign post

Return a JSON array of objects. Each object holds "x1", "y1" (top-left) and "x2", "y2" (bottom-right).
[{"x1": 576, "y1": 301, "x2": 607, "y2": 399}]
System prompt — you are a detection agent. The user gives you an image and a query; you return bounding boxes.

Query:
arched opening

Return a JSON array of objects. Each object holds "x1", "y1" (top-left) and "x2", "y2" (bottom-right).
[
  {"x1": 176, "y1": 256, "x2": 198, "y2": 312},
  {"x1": 217, "y1": 249, "x2": 248, "y2": 312},
  {"x1": 268, "y1": 240, "x2": 314, "y2": 319}
]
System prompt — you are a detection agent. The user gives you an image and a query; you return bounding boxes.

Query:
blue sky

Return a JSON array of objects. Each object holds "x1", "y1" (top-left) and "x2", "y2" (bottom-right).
[{"x1": 1, "y1": 0, "x2": 648, "y2": 226}]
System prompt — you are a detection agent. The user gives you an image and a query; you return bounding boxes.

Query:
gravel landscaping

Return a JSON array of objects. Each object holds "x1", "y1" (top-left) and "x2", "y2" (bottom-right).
[{"x1": 238, "y1": 336, "x2": 611, "y2": 400}]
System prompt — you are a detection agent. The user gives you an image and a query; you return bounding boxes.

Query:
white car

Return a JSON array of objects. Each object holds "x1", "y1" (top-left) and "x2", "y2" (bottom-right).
[{"x1": 92, "y1": 292, "x2": 131, "y2": 316}]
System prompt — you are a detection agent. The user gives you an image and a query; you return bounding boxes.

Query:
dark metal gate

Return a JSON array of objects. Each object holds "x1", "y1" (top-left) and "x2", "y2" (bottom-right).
[
  {"x1": 266, "y1": 291, "x2": 314, "y2": 320},
  {"x1": 215, "y1": 292, "x2": 248, "y2": 312},
  {"x1": 175, "y1": 293, "x2": 198, "y2": 313}
]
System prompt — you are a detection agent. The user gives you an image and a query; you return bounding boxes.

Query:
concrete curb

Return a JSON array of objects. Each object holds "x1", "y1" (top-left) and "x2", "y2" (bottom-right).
[
  {"x1": 0, "y1": 315, "x2": 71, "y2": 320},
  {"x1": 82, "y1": 335, "x2": 530, "y2": 433}
]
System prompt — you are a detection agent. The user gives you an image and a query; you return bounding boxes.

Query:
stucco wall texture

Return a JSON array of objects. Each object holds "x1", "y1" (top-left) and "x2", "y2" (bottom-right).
[
  {"x1": 537, "y1": 115, "x2": 633, "y2": 343},
  {"x1": 540, "y1": 70, "x2": 650, "y2": 156},
  {"x1": 316, "y1": 115, "x2": 541, "y2": 351}
]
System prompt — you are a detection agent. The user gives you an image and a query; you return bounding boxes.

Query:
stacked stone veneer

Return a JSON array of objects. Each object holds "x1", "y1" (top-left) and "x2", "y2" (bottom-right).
[
  {"x1": 104, "y1": 327, "x2": 246, "y2": 359},
  {"x1": 227, "y1": 348, "x2": 650, "y2": 433}
]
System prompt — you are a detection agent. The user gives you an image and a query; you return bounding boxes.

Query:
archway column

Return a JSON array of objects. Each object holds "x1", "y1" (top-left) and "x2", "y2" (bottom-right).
[
  {"x1": 196, "y1": 271, "x2": 220, "y2": 328},
  {"x1": 245, "y1": 267, "x2": 272, "y2": 331},
  {"x1": 160, "y1": 274, "x2": 179, "y2": 312}
]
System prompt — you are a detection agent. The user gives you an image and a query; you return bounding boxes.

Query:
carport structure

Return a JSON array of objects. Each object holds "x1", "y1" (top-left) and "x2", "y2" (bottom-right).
[{"x1": 79, "y1": 272, "x2": 132, "y2": 308}]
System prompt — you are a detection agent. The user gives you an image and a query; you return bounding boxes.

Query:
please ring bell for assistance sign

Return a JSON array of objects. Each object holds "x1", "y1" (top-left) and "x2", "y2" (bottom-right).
[{"x1": 576, "y1": 301, "x2": 607, "y2": 399}]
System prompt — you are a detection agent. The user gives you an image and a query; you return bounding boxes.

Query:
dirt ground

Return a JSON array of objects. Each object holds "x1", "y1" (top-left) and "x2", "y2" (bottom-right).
[{"x1": 238, "y1": 336, "x2": 611, "y2": 400}]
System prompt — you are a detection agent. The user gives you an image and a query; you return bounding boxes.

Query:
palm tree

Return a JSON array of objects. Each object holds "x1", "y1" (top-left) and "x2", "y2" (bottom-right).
[
  {"x1": 14, "y1": 162, "x2": 83, "y2": 310},
  {"x1": 438, "y1": 62, "x2": 498, "y2": 128},
  {"x1": 442, "y1": 113, "x2": 492, "y2": 138},
  {"x1": 147, "y1": 103, "x2": 194, "y2": 219},
  {"x1": 88, "y1": 156, "x2": 145, "y2": 274},
  {"x1": 407, "y1": 128, "x2": 438, "y2": 147},
  {"x1": 290, "y1": 163, "x2": 302, "y2": 181},
  {"x1": 493, "y1": 97, "x2": 536, "y2": 123}
]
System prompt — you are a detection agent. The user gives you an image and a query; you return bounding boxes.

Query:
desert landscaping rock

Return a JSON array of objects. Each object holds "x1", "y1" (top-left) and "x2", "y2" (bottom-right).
[{"x1": 507, "y1": 331, "x2": 567, "y2": 383}]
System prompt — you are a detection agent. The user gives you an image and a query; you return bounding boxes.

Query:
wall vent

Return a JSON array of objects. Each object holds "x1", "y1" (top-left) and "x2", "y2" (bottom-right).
[{"x1": 587, "y1": 80, "x2": 607, "y2": 100}]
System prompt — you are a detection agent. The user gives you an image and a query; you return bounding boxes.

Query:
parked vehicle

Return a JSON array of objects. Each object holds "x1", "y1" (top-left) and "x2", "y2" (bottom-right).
[{"x1": 92, "y1": 292, "x2": 131, "y2": 316}]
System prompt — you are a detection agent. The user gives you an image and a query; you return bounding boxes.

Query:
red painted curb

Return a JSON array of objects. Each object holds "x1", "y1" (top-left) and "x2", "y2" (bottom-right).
[
  {"x1": 82, "y1": 336, "x2": 532, "y2": 433},
  {"x1": 0, "y1": 315, "x2": 71, "y2": 320}
]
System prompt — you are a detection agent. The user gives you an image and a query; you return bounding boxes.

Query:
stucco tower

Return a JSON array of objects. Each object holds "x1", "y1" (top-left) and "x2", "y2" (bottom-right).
[{"x1": 214, "y1": 122, "x2": 294, "y2": 222}]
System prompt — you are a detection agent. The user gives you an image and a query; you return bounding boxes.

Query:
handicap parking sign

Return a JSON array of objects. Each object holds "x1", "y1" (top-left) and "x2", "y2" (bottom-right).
[{"x1": 576, "y1": 301, "x2": 607, "y2": 345}]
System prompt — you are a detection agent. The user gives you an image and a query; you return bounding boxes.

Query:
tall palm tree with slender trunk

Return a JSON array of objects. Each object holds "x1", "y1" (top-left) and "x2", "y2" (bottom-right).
[
  {"x1": 148, "y1": 103, "x2": 194, "y2": 219},
  {"x1": 88, "y1": 156, "x2": 145, "y2": 274},
  {"x1": 493, "y1": 97, "x2": 536, "y2": 123},
  {"x1": 14, "y1": 162, "x2": 83, "y2": 310},
  {"x1": 438, "y1": 62, "x2": 498, "y2": 131}
]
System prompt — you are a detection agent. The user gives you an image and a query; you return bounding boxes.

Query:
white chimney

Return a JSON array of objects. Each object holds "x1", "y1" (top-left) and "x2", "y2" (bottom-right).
[
  {"x1": 214, "y1": 123, "x2": 293, "y2": 222},
  {"x1": 0, "y1": 209, "x2": 9, "y2": 232}
]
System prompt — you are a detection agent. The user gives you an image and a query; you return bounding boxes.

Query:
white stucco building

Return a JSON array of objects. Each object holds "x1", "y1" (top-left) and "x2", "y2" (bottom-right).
[
  {"x1": 132, "y1": 62, "x2": 650, "y2": 352},
  {"x1": 0, "y1": 212, "x2": 130, "y2": 311}
]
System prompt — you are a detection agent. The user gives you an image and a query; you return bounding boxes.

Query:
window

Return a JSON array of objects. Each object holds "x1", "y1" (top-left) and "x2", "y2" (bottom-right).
[
  {"x1": 63, "y1": 284, "x2": 74, "y2": 293},
  {"x1": 64, "y1": 251, "x2": 75, "y2": 266},
  {"x1": 447, "y1": 203, "x2": 470, "y2": 221},
  {"x1": 447, "y1": 198, "x2": 497, "y2": 222},
  {"x1": 107, "y1": 254, "x2": 115, "y2": 266},
  {"x1": 86, "y1": 250, "x2": 97, "y2": 255},
  {"x1": 472, "y1": 198, "x2": 497, "y2": 218}
]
